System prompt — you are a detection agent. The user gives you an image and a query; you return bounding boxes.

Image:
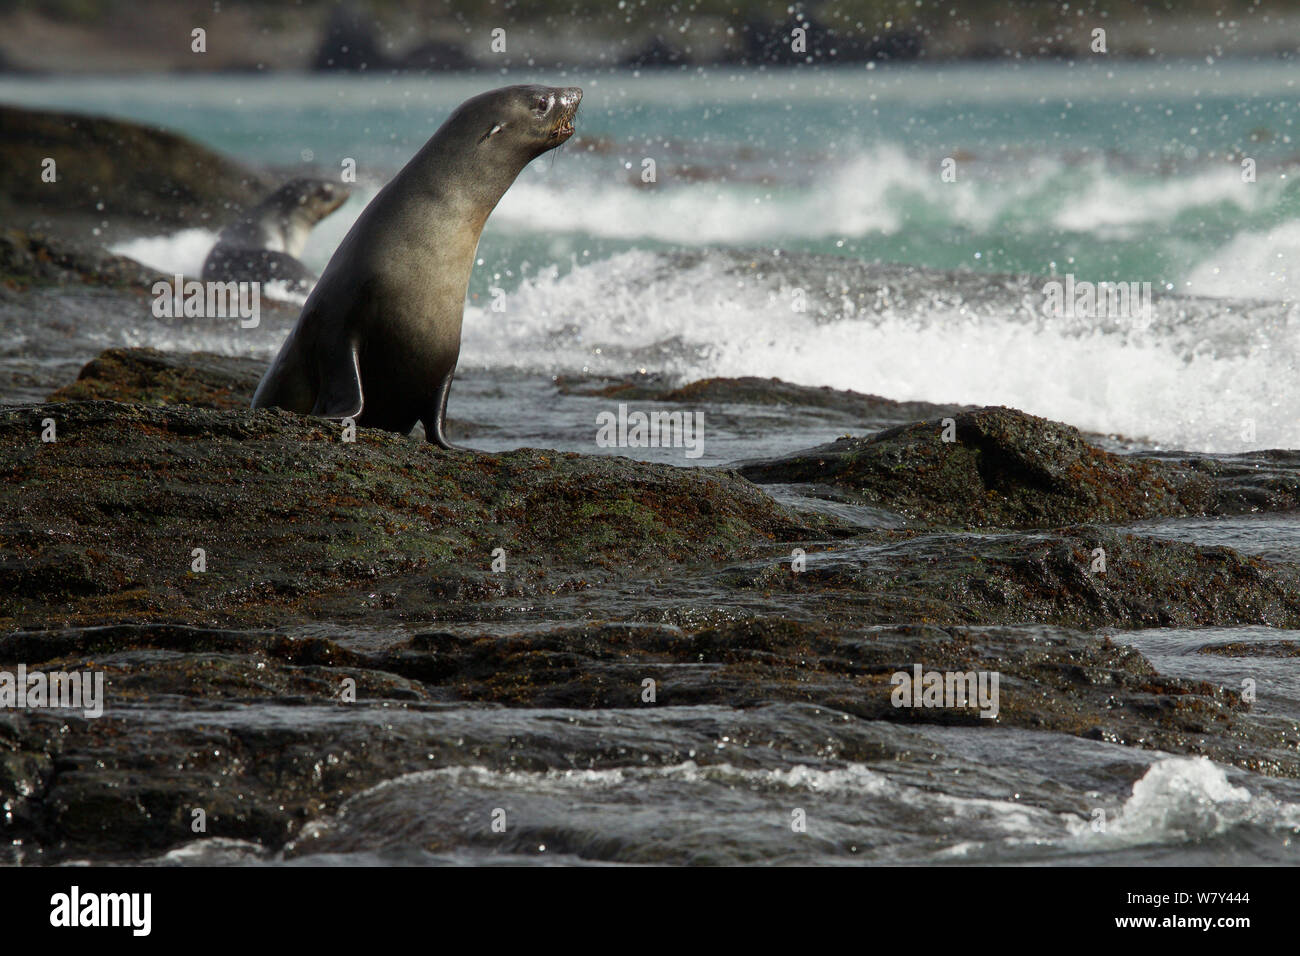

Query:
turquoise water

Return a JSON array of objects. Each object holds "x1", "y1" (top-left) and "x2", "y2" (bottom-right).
[
  {"x1": 6, "y1": 61, "x2": 1300, "y2": 290},
  {"x1": 5, "y1": 62, "x2": 1300, "y2": 450}
]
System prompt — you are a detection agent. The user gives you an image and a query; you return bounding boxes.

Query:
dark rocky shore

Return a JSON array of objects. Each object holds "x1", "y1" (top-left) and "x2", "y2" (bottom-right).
[
  {"x1": 3, "y1": 107, "x2": 1300, "y2": 865},
  {"x1": 4, "y1": 328, "x2": 1300, "y2": 861},
  {"x1": 5, "y1": 0, "x2": 1297, "y2": 75}
]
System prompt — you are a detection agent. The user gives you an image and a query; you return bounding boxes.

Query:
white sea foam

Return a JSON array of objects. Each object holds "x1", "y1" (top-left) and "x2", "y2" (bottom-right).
[
  {"x1": 461, "y1": 250, "x2": 1300, "y2": 452},
  {"x1": 92, "y1": 233, "x2": 1300, "y2": 452},
  {"x1": 494, "y1": 147, "x2": 921, "y2": 241},
  {"x1": 111, "y1": 227, "x2": 218, "y2": 277},
  {"x1": 317, "y1": 759, "x2": 1056, "y2": 838},
  {"x1": 1185, "y1": 218, "x2": 1300, "y2": 301},
  {"x1": 1068, "y1": 756, "x2": 1300, "y2": 846},
  {"x1": 495, "y1": 148, "x2": 1273, "y2": 244},
  {"x1": 109, "y1": 143, "x2": 1279, "y2": 266},
  {"x1": 1052, "y1": 163, "x2": 1269, "y2": 235},
  {"x1": 315, "y1": 754, "x2": 1300, "y2": 851},
  {"x1": 101, "y1": 137, "x2": 1300, "y2": 455}
]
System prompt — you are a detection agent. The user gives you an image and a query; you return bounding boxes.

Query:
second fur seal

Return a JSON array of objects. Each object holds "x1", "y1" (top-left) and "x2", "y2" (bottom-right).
[
  {"x1": 202, "y1": 178, "x2": 350, "y2": 292},
  {"x1": 251, "y1": 85, "x2": 582, "y2": 448}
]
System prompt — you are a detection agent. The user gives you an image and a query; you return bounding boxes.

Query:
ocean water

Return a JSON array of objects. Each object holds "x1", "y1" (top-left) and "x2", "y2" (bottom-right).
[
  {"x1": 5, "y1": 61, "x2": 1300, "y2": 451},
  {"x1": 6, "y1": 61, "x2": 1300, "y2": 866},
  {"x1": 143, "y1": 743, "x2": 1300, "y2": 866}
]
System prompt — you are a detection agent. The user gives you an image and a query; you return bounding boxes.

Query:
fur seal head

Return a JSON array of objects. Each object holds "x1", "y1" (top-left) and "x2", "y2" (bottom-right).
[
  {"x1": 256, "y1": 178, "x2": 352, "y2": 257},
  {"x1": 473, "y1": 85, "x2": 581, "y2": 155},
  {"x1": 419, "y1": 86, "x2": 583, "y2": 208}
]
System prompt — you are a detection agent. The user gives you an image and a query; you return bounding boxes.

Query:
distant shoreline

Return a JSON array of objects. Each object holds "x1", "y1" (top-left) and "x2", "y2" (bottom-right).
[
  {"x1": 2, "y1": 49, "x2": 1298, "y2": 83},
  {"x1": 3, "y1": 3, "x2": 1299, "y2": 75}
]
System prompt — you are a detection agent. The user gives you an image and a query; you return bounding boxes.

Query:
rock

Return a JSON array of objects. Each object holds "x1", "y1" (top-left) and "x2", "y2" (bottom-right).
[
  {"x1": 6, "y1": 353, "x2": 1300, "y2": 864},
  {"x1": 736, "y1": 16, "x2": 922, "y2": 65},
  {"x1": 57, "y1": 348, "x2": 972, "y2": 437},
  {"x1": 621, "y1": 36, "x2": 686, "y2": 68},
  {"x1": 0, "y1": 104, "x2": 270, "y2": 234},
  {"x1": 399, "y1": 39, "x2": 475, "y2": 72},
  {"x1": 557, "y1": 372, "x2": 973, "y2": 421},
  {"x1": 312, "y1": 4, "x2": 392, "y2": 72},
  {"x1": 0, "y1": 401, "x2": 825, "y2": 631},
  {"x1": 47, "y1": 347, "x2": 264, "y2": 408},
  {"x1": 737, "y1": 406, "x2": 1256, "y2": 528},
  {"x1": 721, "y1": 526, "x2": 1300, "y2": 631},
  {"x1": 1161, "y1": 449, "x2": 1300, "y2": 515},
  {"x1": 1, "y1": 616, "x2": 1293, "y2": 863},
  {"x1": 1198, "y1": 640, "x2": 1300, "y2": 658},
  {"x1": 25, "y1": 352, "x2": 1300, "y2": 635},
  {"x1": 0, "y1": 229, "x2": 164, "y2": 289}
]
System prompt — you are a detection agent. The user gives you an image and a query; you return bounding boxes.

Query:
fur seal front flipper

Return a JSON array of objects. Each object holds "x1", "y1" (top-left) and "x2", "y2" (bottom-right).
[
  {"x1": 251, "y1": 85, "x2": 581, "y2": 449},
  {"x1": 310, "y1": 336, "x2": 363, "y2": 419}
]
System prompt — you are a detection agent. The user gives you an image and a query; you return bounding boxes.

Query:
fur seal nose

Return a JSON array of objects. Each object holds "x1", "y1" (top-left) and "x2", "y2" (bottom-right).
[{"x1": 551, "y1": 88, "x2": 581, "y2": 137}]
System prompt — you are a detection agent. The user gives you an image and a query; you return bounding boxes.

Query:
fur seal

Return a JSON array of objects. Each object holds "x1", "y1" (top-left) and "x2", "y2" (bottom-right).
[
  {"x1": 251, "y1": 85, "x2": 581, "y2": 448},
  {"x1": 202, "y1": 178, "x2": 350, "y2": 292}
]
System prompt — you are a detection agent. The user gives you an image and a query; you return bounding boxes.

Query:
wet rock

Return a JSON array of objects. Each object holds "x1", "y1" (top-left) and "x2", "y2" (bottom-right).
[
  {"x1": 0, "y1": 229, "x2": 164, "y2": 289},
  {"x1": 312, "y1": 4, "x2": 392, "y2": 72},
  {"x1": 54, "y1": 348, "x2": 972, "y2": 453},
  {"x1": 47, "y1": 347, "x2": 264, "y2": 408},
  {"x1": 5, "y1": 354, "x2": 1300, "y2": 864},
  {"x1": 557, "y1": 372, "x2": 972, "y2": 422},
  {"x1": 1, "y1": 616, "x2": 1293, "y2": 863},
  {"x1": 622, "y1": 35, "x2": 687, "y2": 69},
  {"x1": 736, "y1": 406, "x2": 1279, "y2": 528},
  {"x1": 0, "y1": 104, "x2": 270, "y2": 233},
  {"x1": 17, "y1": 358, "x2": 1300, "y2": 638},
  {"x1": 62, "y1": 350, "x2": 952, "y2": 420},
  {"x1": 720, "y1": 526, "x2": 1300, "y2": 631},
  {"x1": 1196, "y1": 641, "x2": 1300, "y2": 658},
  {"x1": 0, "y1": 401, "x2": 824, "y2": 630},
  {"x1": 1167, "y1": 449, "x2": 1300, "y2": 515},
  {"x1": 738, "y1": 16, "x2": 922, "y2": 65},
  {"x1": 399, "y1": 40, "x2": 476, "y2": 72},
  {"x1": 415, "y1": 617, "x2": 1281, "y2": 777}
]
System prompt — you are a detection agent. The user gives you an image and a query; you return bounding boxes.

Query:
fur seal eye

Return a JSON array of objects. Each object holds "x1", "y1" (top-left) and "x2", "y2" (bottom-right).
[{"x1": 533, "y1": 95, "x2": 552, "y2": 115}]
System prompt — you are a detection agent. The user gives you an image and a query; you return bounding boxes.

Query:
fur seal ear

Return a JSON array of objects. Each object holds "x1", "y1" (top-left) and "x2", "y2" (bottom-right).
[
  {"x1": 478, "y1": 123, "x2": 504, "y2": 144},
  {"x1": 310, "y1": 340, "x2": 364, "y2": 419}
]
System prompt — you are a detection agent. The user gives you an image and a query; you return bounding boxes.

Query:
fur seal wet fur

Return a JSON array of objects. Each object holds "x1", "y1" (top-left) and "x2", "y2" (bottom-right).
[
  {"x1": 202, "y1": 178, "x2": 350, "y2": 293},
  {"x1": 251, "y1": 85, "x2": 582, "y2": 448}
]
